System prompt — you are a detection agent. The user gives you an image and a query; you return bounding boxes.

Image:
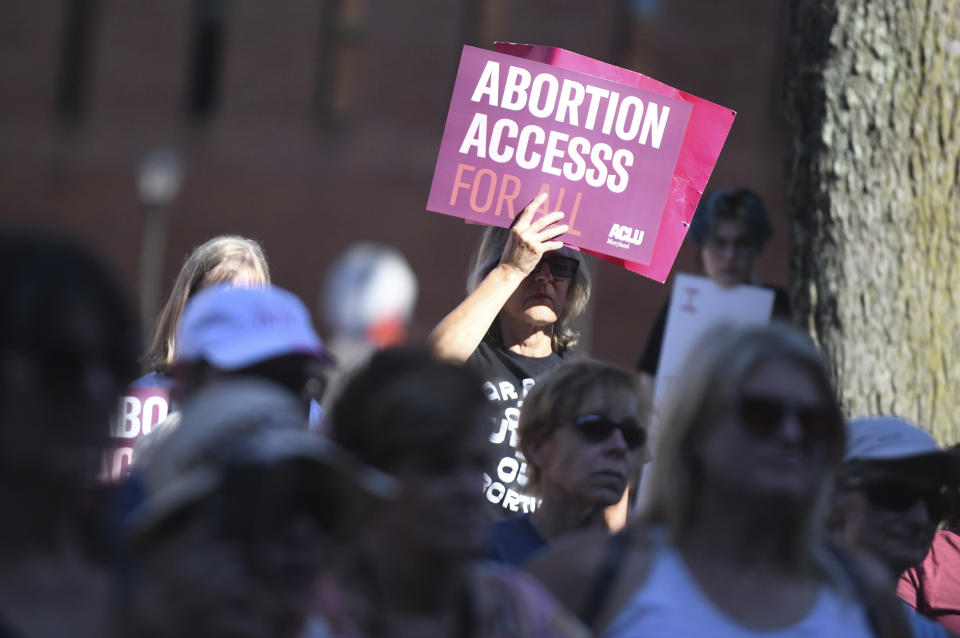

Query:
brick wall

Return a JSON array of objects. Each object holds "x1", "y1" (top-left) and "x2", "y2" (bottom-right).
[{"x1": 0, "y1": 0, "x2": 789, "y2": 369}]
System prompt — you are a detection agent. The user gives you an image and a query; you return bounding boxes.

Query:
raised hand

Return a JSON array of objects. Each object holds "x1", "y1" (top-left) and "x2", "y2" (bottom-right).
[
  {"x1": 499, "y1": 193, "x2": 569, "y2": 277},
  {"x1": 428, "y1": 193, "x2": 571, "y2": 362}
]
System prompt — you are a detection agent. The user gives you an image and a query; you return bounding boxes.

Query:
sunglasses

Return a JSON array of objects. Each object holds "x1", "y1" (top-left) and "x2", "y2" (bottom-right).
[
  {"x1": 572, "y1": 413, "x2": 647, "y2": 450},
  {"x1": 531, "y1": 255, "x2": 579, "y2": 280},
  {"x1": 858, "y1": 480, "x2": 952, "y2": 522},
  {"x1": 734, "y1": 395, "x2": 840, "y2": 440}
]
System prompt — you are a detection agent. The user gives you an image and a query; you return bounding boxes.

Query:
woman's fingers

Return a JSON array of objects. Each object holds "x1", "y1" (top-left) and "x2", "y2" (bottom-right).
[
  {"x1": 501, "y1": 194, "x2": 571, "y2": 274},
  {"x1": 514, "y1": 193, "x2": 549, "y2": 229},
  {"x1": 536, "y1": 222, "x2": 569, "y2": 241},
  {"x1": 529, "y1": 210, "x2": 565, "y2": 233}
]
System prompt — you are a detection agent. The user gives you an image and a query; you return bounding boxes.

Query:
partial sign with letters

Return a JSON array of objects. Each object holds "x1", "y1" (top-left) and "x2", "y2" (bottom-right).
[
  {"x1": 653, "y1": 273, "x2": 776, "y2": 408},
  {"x1": 102, "y1": 385, "x2": 171, "y2": 481},
  {"x1": 428, "y1": 44, "x2": 736, "y2": 282}
]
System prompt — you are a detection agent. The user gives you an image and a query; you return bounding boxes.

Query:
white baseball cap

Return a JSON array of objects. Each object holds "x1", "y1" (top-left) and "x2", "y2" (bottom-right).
[
  {"x1": 177, "y1": 284, "x2": 334, "y2": 369},
  {"x1": 845, "y1": 415, "x2": 960, "y2": 483},
  {"x1": 845, "y1": 416, "x2": 941, "y2": 461}
]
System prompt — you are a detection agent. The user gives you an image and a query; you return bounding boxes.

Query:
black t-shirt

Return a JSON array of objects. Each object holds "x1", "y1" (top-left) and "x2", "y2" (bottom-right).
[
  {"x1": 637, "y1": 285, "x2": 791, "y2": 375},
  {"x1": 468, "y1": 335, "x2": 575, "y2": 520},
  {"x1": 0, "y1": 617, "x2": 19, "y2": 638}
]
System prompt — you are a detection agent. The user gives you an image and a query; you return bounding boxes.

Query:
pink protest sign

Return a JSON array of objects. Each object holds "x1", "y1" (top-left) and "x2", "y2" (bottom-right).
[
  {"x1": 102, "y1": 385, "x2": 171, "y2": 481},
  {"x1": 427, "y1": 44, "x2": 736, "y2": 282}
]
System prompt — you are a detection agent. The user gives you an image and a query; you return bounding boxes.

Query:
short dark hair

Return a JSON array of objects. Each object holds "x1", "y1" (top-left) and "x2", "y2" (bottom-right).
[
  {"x1": 328, "y1": 347, "x2": 489, "y2": 472},
  {"x1": 689, "y1": 188, "x2": 773, "y2": 247},
  {"x1": 0, "y1": 229, "x2": 138, "y2": 546},
  {"x1": 0, "y1": 230, "x2": 139, "y2": 390}
]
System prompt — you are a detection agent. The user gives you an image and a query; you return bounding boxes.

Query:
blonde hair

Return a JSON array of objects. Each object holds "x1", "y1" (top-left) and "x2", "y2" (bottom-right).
[
  {"x1": 466, "y1": 226, "x2": 591, "y2": 354},
  {"x1": 144, "y1": 236, "x2": 270, "y2": 372},
  {"x1": 643, "y1": 322, "x2": 844, "y2": 562},
  {"x1": 518, "y1": 359, "x2": 649, "y2": 495}
]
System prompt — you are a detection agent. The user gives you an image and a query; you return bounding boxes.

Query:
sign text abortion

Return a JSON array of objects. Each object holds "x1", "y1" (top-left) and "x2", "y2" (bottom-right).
[{"x1": 428, "y1": 46, "x2": 693, "y2": 266}]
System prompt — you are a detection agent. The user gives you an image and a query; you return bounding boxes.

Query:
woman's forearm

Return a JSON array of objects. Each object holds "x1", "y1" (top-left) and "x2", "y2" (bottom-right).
[{"x1": 427, "y1": 263, "x2": 527, "y2": 363}]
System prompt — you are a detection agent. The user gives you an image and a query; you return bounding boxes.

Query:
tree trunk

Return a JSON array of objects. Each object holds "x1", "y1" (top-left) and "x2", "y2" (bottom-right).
[{"x1": 783, "y1": 0, "x2": 960, "y2": 441}]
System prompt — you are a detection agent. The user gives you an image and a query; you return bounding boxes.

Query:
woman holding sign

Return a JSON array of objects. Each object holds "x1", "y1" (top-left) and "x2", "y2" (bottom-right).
[{"x1": 429, "y1": 193, "x2": 592, "y2": 520}]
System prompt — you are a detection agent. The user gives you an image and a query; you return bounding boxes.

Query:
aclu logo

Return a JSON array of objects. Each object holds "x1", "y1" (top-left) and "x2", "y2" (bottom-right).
[{"x1": 606, "y1": 223, "x2": 644, "y2": 249}]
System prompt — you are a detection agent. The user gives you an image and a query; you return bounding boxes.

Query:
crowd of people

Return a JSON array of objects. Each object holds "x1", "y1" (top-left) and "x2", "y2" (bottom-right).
[{"x1": 1, "y1": 186, "x2": 958, "y2": 638}]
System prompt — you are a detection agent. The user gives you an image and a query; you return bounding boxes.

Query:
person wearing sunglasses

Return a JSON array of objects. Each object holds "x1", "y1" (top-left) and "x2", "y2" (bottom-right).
[
  {"x1": 829, "y1": 416, "x2": 960, "y2": 638},
  {"x1": 485, "y1": 359, "x2": 650, "y2": 567},
  {"x1": 525, "y1": 323, "x2": 913, "y2": 638},
  {"x1": 429, "y1": 193, "x2": 592, "y2": 519}
]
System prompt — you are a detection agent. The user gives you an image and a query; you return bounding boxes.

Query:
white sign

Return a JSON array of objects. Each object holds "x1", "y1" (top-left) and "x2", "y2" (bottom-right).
[
  {"x1": 637, "y1": 274, "x2": 776, "y2": 509},
  {"x1": 653, "y1": 273, "x2": 776, "y2": 408}
]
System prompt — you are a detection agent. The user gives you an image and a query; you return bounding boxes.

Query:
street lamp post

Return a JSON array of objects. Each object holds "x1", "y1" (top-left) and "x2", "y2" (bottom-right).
[{"x1": 137, "y1": 148, "x2": 183, "y2": 347}]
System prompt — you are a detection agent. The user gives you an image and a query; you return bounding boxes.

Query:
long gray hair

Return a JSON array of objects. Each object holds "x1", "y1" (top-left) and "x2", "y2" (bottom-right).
[
  {"x1": 144, "y1": 235, "x2": 270, "y2": 372},
  {"x1": 466, "y1": 226, "x2": 591, "y2": 354}
]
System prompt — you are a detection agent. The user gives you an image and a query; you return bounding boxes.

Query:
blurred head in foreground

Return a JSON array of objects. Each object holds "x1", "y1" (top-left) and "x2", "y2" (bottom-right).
[
  {"x1": 645, "y1": 322, "x2": 844, "y2": 562},
  {"x1": 0, "y1": 230, "x2": 138, "y2": 638},
  {"x1": 329, "y1": 347, "x2": 491, "y2": 556},
  {"x1": 127, "y1": 378, "x2": 395, "y2": 638},
  {"x1": 172, "y1": 284, "x2": 334, "y2": 408},
  {"x1": 134, "y1": 284, "x2": 335, "y2": 467},
  {"x1": 0, "y1": 230, "x2": 138, "y2": 534}
]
